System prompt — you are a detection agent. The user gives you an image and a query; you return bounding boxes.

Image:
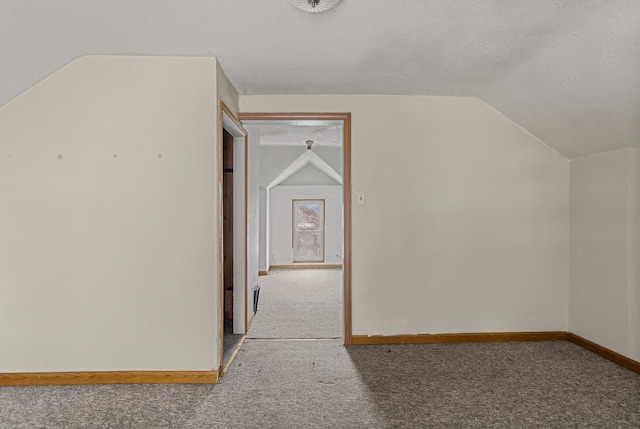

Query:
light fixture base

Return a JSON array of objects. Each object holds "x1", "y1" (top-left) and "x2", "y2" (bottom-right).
[{"x1": 288, "y1": 0, "x2": 341, "y2": 13}]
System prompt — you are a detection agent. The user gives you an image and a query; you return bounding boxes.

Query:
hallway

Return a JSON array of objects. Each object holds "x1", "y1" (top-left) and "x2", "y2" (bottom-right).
[
  {"x1": 222, "y1": 267, "x2": 342, "y2": 368},
  {"x1": 246, "y1": 268, "x2": 343, "y2": 340}
]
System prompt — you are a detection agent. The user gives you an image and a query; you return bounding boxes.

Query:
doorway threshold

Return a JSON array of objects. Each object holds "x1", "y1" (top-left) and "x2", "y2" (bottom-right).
[{"x1": 245, "y1": 337, "x2": 342, "y2": 342}]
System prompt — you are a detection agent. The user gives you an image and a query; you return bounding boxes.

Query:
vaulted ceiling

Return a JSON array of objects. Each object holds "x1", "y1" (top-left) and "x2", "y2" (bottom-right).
[{"x1": 1, "y1": 1, "x2": 638, "y2": 158}]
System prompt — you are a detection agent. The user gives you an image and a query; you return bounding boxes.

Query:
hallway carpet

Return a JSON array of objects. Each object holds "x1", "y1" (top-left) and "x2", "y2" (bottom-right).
[
  {"x1": 1, "y1": 341, "x2": 639, "y2": 428},
  {"x1": 247, "y1": 268, "x2": 342, "y2": 339}
]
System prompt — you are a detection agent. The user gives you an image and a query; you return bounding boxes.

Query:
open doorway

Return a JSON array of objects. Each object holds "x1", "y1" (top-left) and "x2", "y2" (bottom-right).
[
  {"x1": 219, "y1": 103, "x2": 248, "y2": 372},
  {"x1": 239, "y1": 113, "x2": 352, "y2": 344}
]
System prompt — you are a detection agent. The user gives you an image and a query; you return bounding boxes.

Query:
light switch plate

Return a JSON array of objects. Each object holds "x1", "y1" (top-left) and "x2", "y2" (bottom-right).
[{"x1": 357, "y1": 192, "x2": 365, "y2": 205}]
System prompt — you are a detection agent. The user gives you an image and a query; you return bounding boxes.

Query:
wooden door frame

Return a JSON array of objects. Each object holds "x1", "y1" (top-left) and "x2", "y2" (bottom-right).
[
  {"x1": 238, "y1": 112, "x2": 352, "y2": 345},
  {"x1": 219, "y1": 102, "x2": 249, "y2": 377}
]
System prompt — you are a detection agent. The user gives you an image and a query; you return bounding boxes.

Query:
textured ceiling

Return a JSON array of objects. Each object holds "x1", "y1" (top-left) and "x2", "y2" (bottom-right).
[
  {"x1": 260, "y1": 125, "x2": 342, "y2": 147},
  {"x1": 1, "y1": 1, "x2": 639, "y2": 158}
]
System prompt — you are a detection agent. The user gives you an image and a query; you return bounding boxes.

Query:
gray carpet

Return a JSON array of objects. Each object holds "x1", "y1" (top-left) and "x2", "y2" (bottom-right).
[
  {"x1": 223, "y1": 320, "x2": 243, "y2": 366},
  {"x1": 2, "y1": 270, "x2": 639, "y2": 427},
  {"x1": 247, "y1": 268, "x2": 342, "y2": 339},
  {"x1": 1, "y1": 341, "x2": 639, "y2": 428}
]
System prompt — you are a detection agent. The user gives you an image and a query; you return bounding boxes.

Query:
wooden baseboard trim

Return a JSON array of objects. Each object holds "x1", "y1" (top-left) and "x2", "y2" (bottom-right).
[
  {"x1": 567, "y1": 333, "x2": 640, "y2": 374},
  {"x1": 258, "y1": 270, "x2": 268, "y2": 276},
  {"x1": 351, "y1": 331, "x2": 568, "y2": 345},
  {"x1": 0, "y1": 370, "x2": 219, "y2": 386},
  {"x1": 269, "y1": 264, "x2": 342, "y2": 270},
  {"x1": 4, "y1": 333, "x2": 636, "y2": 385}
]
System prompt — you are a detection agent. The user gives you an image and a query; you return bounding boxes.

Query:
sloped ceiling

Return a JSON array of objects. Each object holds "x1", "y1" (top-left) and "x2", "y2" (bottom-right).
[
  {"x1": 260, "y1": 145, "x2": 342, "y2": 189},
  {"x1": 1, "y1": 1, "x2": 639, "y2": 158},
  {"x1": 267, "y1": 150, "x2": 342, "y2": 189}
]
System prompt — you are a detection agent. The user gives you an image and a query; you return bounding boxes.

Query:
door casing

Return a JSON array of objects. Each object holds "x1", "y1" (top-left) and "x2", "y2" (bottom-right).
[{"x1": 238, "y1": 112, "x2": 352, "y2": 345}]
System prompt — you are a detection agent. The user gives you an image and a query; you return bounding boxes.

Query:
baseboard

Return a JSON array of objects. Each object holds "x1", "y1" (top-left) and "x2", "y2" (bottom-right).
[
  {"x1": 269, "y1": 264, "x2": 342, "y2": 270},
  {"x1": 351, "y1": 331, "x2": 568, "y2": 345},
  {"x1": 5, "y1": 333, "x2": 636, "y2": 385},
  {"x1": 0, "y1": 370, "x2": 218, "y2": 386},
  {"x1": 567, "y1": 333, "x2": 640, "y2": 374},
  {"x1": 258, "y1": 270, "x2": 268, "y2": 276}
]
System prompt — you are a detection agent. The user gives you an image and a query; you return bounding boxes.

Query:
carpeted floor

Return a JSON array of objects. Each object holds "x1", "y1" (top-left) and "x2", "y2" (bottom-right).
[
  {"x1": 247, "y1": 268, "x2": 343, "y2": 339},
  {"x1": 223, "y1": 320, "x2": 243, "y2": 366},
  {"x1": 1, "y1": 341, "x2": 639, "y2": 428},
  {"x1": 1, "y1": 269, "x2": 639, "y2": 427}
]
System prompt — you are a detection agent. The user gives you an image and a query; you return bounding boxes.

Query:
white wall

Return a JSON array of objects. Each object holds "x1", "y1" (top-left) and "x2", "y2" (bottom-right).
[
  {"x1": 569, "y1": 149, "x2": 640, "y2": 361},
  {"x1": 241, "y1": 95, "x2": 570, "y2": 336},
  {"x1": 259, "y1": 188, "x2": 268, "y2": 272},
  {"x1": 245, "y1": 125, "x2": 261, "y2": 318},
  {"x1": 0, "y1": 56, "x2": 222, "y2": 372},
  {"x1": 232, "y1": 135, "x2": 246, "y2": 334},
  {"x1": 269, "y1": 186, "x2": 343, "y2": 266}
]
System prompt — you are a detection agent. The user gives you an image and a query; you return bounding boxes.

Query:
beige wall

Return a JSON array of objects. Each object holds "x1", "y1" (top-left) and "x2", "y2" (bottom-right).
[
  {"x1": 634, "y1": 150, "x2": 640, "y2": 361},
  {"x1": 10, "y1": 59, "x2": 635, "y2": 371},
  {"x1": 0, "y1": 56, "x2": 221, "y2": 372},
  {"x1": 570, "y1": 149, "x2": 640, "y2": 361},
  {"x1": 241, "y1": 95, "x2": 570, "y2": 336}
]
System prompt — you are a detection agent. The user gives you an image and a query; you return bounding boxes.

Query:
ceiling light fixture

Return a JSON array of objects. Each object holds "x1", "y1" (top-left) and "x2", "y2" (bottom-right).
[
  {"x1": 288, "y1": 0, "x2": 340, "y2": 13},
  {"x1": 306, "y1": 140, "x2": 314, "y2": 150}
]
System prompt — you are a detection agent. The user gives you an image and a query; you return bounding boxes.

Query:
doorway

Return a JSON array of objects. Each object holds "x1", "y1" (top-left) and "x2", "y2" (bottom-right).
[
  {"x1": 219, "y1": 103, "x2": 248, "y2": 373},
  {"x1": 239, "y1": 113, "x2": 352, "y2": 344}
]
